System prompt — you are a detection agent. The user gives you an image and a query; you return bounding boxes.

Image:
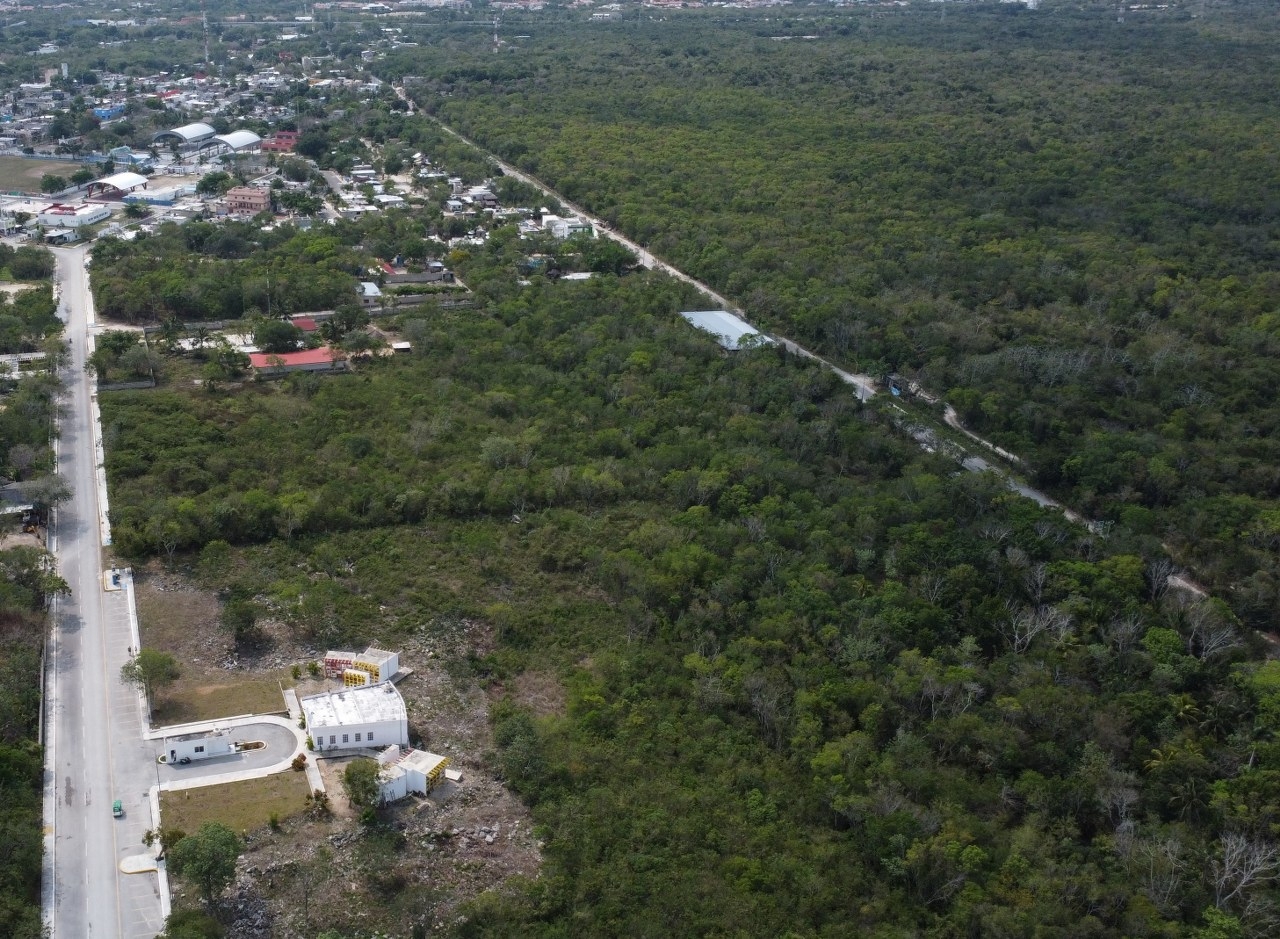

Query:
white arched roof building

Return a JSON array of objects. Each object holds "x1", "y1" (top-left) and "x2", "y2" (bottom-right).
[
  {"x1": 204, "y1": 130, "x2": 262, "y2": 153},
  {"x1": 152, "y1": 122, "x2": 217, "y2": 144},
  {"x1": 86, "y1": 171, "x2": 149, "y2": 197}
]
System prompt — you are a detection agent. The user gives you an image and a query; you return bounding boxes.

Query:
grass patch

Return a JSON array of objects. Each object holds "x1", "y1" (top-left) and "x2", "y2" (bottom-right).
[
  {"x1": 160, "y1": 772, "x2": 313, "y2": 838},
  {"x1": 152, "y1": 670, "x2": 294, "y2": 725},
  {"x1": 0, "y1": 155, "x2": 64, "y2": 193}
]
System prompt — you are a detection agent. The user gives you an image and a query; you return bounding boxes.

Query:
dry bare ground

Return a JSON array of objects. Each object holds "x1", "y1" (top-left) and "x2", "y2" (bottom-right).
[{"x1": 135, "y1": 564, "x2": 544, "y2": 936}]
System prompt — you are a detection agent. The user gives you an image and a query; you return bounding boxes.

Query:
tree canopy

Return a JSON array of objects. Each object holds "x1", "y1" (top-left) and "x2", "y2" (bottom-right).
[
  {"x1": 166, "y1": 822, "x2": 242, "y2": 905},
  {"x1": 388, "y1": 2, "x2": 1280, "y2": 631}
]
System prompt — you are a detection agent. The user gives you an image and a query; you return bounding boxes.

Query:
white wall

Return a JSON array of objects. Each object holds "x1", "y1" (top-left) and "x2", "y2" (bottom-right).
[
  {"x1": 311, "y1": 717, "x2": 407, "y2": 751},
  {"x1": 165, "y1": 732, "x2": 234, "y2": 762}
]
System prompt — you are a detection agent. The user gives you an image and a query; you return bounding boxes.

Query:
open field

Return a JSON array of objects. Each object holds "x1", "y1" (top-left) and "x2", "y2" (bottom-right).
[
  {"x1": 160, "y1": 772, "x2": 314, "y2": 837},
  {"x1": 0, "y1": 155, "x2": 72, "y2": 193},
  {"x1": 152, "y1": 673, "x2": 293, "y2": 724},
  {"x1": 135, "y1": 569, "x2": 297, "y2": 722}
]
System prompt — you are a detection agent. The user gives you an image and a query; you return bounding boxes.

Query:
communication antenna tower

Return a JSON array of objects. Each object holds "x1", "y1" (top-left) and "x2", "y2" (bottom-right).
[{"x1": 202, "y1": 0, "x2": 211, "y2": 66}]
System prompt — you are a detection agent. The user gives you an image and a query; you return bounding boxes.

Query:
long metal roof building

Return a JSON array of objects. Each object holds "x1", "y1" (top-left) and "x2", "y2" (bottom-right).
[
  {"x1": 152, "y1": 121, "x2": 216, "y2": 144},
  {"x1": 679, "y1": 310, "x2": 773, "y2": 351}
]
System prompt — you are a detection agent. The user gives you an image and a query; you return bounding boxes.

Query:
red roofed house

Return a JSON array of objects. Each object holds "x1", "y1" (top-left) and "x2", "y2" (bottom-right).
[
  {"x1": 291, "y1": 316, "x2": 319, "y2": 333},
  {"x1": 262, "y1": 130, "x2": 300, "y2": 154},
  {"x1": 248, "y1": 347, "x2": 345, "y2": 378}
]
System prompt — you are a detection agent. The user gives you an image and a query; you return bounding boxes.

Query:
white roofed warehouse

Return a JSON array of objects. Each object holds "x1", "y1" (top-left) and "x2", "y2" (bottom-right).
[
  {"x1": 302, "y1": 682, "x2": 408, "y2": 752},
  {"x1": 679, "y1": 310, "x2": 774, "y2": 351},
  {"x1": 152, "y1": 122, "x2": 217, "y2": 146},
  {"x1": 202, "y1": 130, "x2": 262, "y2": 155}
]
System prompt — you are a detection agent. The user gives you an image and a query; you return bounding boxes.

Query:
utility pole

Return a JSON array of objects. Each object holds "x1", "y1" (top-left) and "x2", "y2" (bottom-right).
[{"x1": 201, "y1": 0, "x2": 211, "y2": 67}]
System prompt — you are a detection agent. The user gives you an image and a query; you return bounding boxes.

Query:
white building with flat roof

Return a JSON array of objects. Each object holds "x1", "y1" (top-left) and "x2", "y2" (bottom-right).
[
  {"x1": 543, "y1": 213, "x2": 592, "y2": 239},
  {"x1": 303, "y1": 682, "x2": 408, "y2": 752},
  {"x1": 377, "y1": 745, "x2": 451, "y2": 803},
  {"x1": 679, "y1": 310, "x2": 773, "y2": 352},
  {"x1": 37, "y1": 203, "x2": 110, "y2": 228},
  {"x1": 163, "y1": 728, "x2": 235, "y2": 763}
]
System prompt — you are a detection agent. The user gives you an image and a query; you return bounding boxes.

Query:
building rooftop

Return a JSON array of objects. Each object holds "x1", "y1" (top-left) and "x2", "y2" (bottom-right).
[
  {"x1": 248, "y1": 347, "x2": 339, "y2": 369},
  {"x1": 153, "y1": 121, "x2": 216, "y2": 143},
  {"x1": 301, "y1": 682, "x2": 406, "y2": 728},
  {"x1": 378, "y1": 745, "x2": 448, "y2": 782},
  {"x1": 165, "y1": 727, "x2": 229, "y2": 742},
  {"x1": 214, "y1": 130, "x2": 262, "y2": 151},
  {"x1": 679, "y1": 310, "x2": 773, "y2": 352}
]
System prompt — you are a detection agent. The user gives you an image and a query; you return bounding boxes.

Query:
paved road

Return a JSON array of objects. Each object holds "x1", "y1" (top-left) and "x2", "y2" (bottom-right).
[
  {"x1": 320, "y1": 169, "x2": 345, "y2": 196},
  {"x1": 44, "y1": 245, "x2": 165, "y2": 939}
]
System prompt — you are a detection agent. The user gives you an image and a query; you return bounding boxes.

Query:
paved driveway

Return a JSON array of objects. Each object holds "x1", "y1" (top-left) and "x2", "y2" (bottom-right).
[{"x1": 153, "y1": 723, "x2": 300, "y2": 785}]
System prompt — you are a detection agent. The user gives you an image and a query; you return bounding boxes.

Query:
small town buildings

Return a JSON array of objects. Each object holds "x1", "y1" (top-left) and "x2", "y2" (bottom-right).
[
  {"x1": 542, "y1": 214, "x2": 593, "y2": 239},
  {"x1": 302, "y1": 682, "x2": 409, "y2": 752},
  {"x1": 377, "y1": 745, "x2": 450, "y2": 803},
  {"x1": 225, "y1": 186, "x2": 271, "y2": 215},
  {"x1": 106, "y1": 145, "x2": 154, "y2": 168},
  {"x1": 124, "y1": 185, "x2": 194, "y2": 207},
  {"x1": 679, "y1": 310, "x2": 773, "y2": 351},
  {"x1": 37, "y1": 203, "x2": 111, "y2": 228},
  {"x1": 358, "y1": 281, "x2": 383, "y2": 307},
  {"x1": 163, "y1": 728, "x2": 235, "y2": 763},
  {"x1": 384, "y1": 260, "x2": 453, "y2": 284},
  {"x1": 464, "y1": 186, "x2": 498, "y2": 209}
]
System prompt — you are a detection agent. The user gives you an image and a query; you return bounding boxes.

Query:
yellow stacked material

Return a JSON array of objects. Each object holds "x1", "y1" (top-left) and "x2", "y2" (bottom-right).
[{"x1": 342, "y1": 668, "x2": 370, "y2": 687}]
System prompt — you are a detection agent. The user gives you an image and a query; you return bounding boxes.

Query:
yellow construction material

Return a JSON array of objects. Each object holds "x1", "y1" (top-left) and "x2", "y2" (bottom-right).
[{"x1": 342, "y1": 668, "x2": 370, "y2": 687}]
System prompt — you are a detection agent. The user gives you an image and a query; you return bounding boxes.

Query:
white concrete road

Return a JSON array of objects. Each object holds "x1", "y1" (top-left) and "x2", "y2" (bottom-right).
[{"x1": 44, "y1": 244, "x2": 165, "y2": 939}]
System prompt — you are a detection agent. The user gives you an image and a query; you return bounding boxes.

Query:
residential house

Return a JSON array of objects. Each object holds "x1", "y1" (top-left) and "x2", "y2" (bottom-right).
[{"x1": 225, "y1": 186, "x2": 271, "y2": 215}]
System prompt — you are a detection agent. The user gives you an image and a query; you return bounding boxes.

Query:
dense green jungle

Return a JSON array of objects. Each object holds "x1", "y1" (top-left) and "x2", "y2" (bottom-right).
[
  {"x1": 0, "y1": 547, "x2": 60, "y2": 939},
  {"x1": 85, "y1": 2, "x2": 1280, "y2": 936},
  {"x1": 106, "y1": 234, "x2": 1280, "y2": 936},
  {"x1": 382, "y1": 0, "x2": 1280, "y2": 631},
  {"x1": 0, "y1": 250, "x2": 64, "y2": 937}
]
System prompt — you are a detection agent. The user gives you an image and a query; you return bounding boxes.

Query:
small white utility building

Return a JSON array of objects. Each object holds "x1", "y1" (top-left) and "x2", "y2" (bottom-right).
[
  {"x1": 377, "y1": 745, "x2": 451, "y2": 803},
  {"x1": 679, "y1": 310, "x2": 773, "y2": 352},
  {"x1": 163, "y1": 728, "x2": 235, "y2": 763},
  {"x1": 303, "y1": 681, "x2": 408, "y2": 752}
]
